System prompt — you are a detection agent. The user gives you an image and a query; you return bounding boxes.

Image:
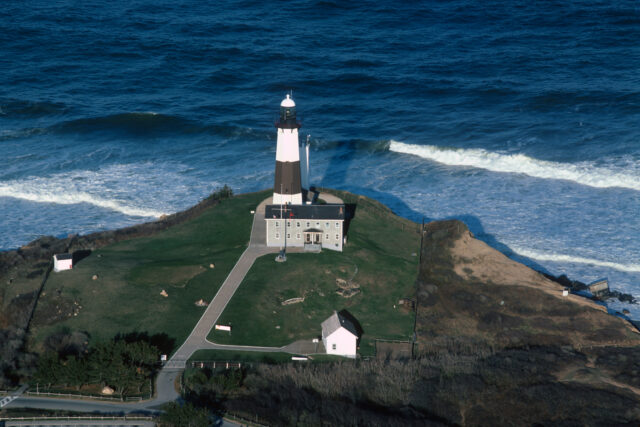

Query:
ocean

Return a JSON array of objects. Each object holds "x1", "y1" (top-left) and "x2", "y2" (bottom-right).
[{"x1": 1, "y1": 1, "x2": 639, "y2": 318}]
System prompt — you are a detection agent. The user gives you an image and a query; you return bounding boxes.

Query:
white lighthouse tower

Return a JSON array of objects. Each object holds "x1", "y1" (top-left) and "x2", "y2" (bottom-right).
[{"x1": 273, "y1": 94, "x2": 303, "y2": 205}]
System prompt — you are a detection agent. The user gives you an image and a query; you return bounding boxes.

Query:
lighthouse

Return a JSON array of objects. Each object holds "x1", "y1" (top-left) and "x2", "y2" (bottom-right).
[
  {"x1": 265, "y1": 94, "x2": 346, "y2": 252},
  {"x1": 273, "y1": 94, "x2": 303, "y2": 205}
]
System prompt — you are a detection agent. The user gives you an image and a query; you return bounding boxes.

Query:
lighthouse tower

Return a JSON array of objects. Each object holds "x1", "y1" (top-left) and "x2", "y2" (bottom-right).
[{"x1": 273, "y1": 94, "x2": 303, "y2": 205}]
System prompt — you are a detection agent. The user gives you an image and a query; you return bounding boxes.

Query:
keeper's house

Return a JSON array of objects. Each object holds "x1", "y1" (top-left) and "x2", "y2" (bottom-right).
[{"x1": 265, "y1": 204, "x2": 345, "y2": 252}]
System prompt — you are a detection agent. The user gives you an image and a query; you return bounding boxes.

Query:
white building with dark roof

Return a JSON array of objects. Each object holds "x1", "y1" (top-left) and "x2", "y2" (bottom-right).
[
  {"x1": 321, "y1": 311, "x2": 358, "y2": 358},
  {"x1": 53, "y1": 253, "x2": 73, "y2": 272},
  {"x1": 265, "y1": 204, "x2": 345, "y2": 251}
]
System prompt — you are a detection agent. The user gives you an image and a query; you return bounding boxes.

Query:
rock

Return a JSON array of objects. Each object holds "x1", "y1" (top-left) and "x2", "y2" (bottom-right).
[
  {"x1": 282, "y1": 297, "x2": 305, "y2": 305},
  {"x1": 209, "y1": 263, "x2": 215, "y2": 269},
  {"x1": 195, "y1": 299, "x2": 208, "y2": 307},
  {"x1": 101, "y1": 386, "x2": 114, "y2": 395},
  {"x1": 336, "y1": 288, "x2": 361, "y2": 298},
  {"x1": 160, "y1": 290, "x2": 168, "y2": 297},
  {"x1": 424, "y1": 284, "x2": 438, "y2": 293},
  {"x1": 92, "y1": 275, "x2": 98, "y2": 280}
]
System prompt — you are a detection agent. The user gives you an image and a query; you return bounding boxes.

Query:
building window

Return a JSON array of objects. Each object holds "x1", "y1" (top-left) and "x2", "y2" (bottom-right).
[
  {"x1": 275, "y1": 233, "x2": 280, "y2": 239},
  {"x1": 336, "y1": 222, "x2": 340, "y2": 228},
  {"x1": 325, "y1": 222, "x2": 329, "y2": 228},
  {"x1": 316, "y1": 222, "x2": 320, "y2": 227},
  {"x1": 296, "y1": 233, "x2": 301, "y2": 239},
  {"x1": 306, "y1": 222, "x2": 310, "y2": 227},
  {"x1": 296, "y1": 222, "x2": 300, "y2": 228},
  {"x1": 336, "y1": 234, "x2": 339, "y2": 240},
  {"x1": 275, "y1": 221, "x2": 280, "y2": 227},
  {"x1": 287, "y1": 220, "x2": 291, "y2": 227},
  {"x1": 325, "y1": 234, "x2": 329, "y2": 240},
  {"x1": 287, "y1": 233, "x2": 291, "y2": 239},
  {"x1": 332, "y1": 344, "x2": 336, "y2": 350}
]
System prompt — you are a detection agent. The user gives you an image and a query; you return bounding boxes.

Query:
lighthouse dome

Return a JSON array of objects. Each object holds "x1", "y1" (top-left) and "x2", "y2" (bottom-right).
[{"x1": 280, "y1": 94, "x2": 295, "y2": 108}]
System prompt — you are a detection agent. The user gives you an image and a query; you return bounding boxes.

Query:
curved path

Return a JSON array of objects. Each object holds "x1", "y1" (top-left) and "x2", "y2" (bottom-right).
[{"x1": 7, "y1": 192, "x2": 342, "y2": 413}]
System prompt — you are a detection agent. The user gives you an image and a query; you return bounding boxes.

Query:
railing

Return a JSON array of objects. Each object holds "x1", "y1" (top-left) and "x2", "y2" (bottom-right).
[
  {"x1": 25, "y1": 390, "x2": 151, "y2": 402},
  {"x1": 224, "y1": 411, "x2": 269, "y2": 427},
  {"x1": 190, "y1": 360, "x2": 243, "y2": 369},
  {"x1": 0, "y1": 415, "x2": 154, "y2": 422}
]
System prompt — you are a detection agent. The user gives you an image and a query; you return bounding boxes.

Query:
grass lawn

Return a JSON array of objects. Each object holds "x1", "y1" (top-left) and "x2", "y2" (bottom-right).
[
  {"x1": 29, "y1": 190, "x2": 270, "y2": 354},
  {"x1": 208, "y1": 190, "x2": 421, "y2": 356}
]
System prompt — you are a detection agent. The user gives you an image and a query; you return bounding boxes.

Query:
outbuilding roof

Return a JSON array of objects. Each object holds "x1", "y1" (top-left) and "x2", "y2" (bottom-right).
[
  {"x1": 266, "y1": 203, "x2": 345, "y2": 220},
  {"x1": 321, "y1": 311, "x2": 358, "y2": 339},
  {"x1": 54, "y1": 253, "x2": 73, "y2": 260}
]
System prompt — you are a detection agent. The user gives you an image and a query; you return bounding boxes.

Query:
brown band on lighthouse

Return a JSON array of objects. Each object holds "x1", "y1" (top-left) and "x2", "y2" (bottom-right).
[{"x1": 274, "y1": 161, "x2": 302, "y2": 195}]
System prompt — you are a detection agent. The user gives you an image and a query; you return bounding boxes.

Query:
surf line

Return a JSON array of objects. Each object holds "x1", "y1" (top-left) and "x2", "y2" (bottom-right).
[
  {"x1": 389, "y1": 140, "x2": 640, "y2": 192},
  {"x1": 0, "y1": 184, "x2": 166, "y2": 218},
  {"x1": 510, "y1": 246, "x2": 640, "y2": 273}
]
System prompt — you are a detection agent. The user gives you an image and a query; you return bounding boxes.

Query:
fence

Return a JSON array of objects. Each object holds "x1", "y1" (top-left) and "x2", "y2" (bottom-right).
[
  {"x1": 24, "y1": 390, "x2": 151, "y2": 402},
  {"x1": 0, "y1": 415, "x2": 154, "y2": 421},
  {"x1": 373, "y1": 339, "x2": 413, "y2": 359},
  {"x1": 224, "y1": 411, "x2": 269, "y2": 427},
  {"x1": 190, "y1": 360, "x2": 243, "y2": 370}
]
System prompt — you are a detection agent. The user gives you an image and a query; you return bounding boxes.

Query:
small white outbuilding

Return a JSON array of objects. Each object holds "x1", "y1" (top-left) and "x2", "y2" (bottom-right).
[
  {"x1": 53, "y1": 253, "x2": 73, "y2": 272},
  {"x1": 321, "y1": 311, "x2": 359, "y2": 358}
]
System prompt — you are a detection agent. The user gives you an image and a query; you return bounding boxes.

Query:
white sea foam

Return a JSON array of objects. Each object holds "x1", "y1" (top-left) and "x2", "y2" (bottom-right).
[
  {"x1": 389, "y1": 140, "x2": 640, "y2": 191},
  {"x1": 0, "y1": 163, "x2": 190, "y2": 218},
  {"x1": 510, "y1": 246, "x2": 640, "y2": 273},
  {"x1": 0, "y1": 183, "x2": 164, "y2": 217}
]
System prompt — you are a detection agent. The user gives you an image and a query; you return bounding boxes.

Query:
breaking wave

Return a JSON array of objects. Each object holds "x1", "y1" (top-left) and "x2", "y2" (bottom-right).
[
  {"x1": 0, "y1": 164, "x2": 188, "y2": 218},
  {"x1": 510, "y1": 246, "x2": 640, "y2": 273},
  {"x1": 389, "y1": 140, "x2": 640, "y2": 191},
  {"x1": 0, "y1": 182, "x2": 165, "y2": 218}
]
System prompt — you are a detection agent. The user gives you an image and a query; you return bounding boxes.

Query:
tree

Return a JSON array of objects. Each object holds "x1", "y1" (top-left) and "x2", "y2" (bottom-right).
[
  {"x1": 158, "y1": 402, "x2": 210, "y2": 427},
  {"x1": 33, "y1": 352, "x2": 60, "y2": 389}
]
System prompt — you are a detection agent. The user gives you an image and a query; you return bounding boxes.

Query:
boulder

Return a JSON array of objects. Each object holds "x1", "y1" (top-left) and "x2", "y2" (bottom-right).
[{"x1": 101, "y1": 386, "x2": 114, "y2": 395}]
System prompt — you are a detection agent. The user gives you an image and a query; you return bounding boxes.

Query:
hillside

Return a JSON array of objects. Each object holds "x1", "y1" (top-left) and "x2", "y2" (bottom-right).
[
  {"x1": 175, "y1": 217, "x2": 640, "y2": 426},
  {"x1": 2, "y1": 190, "x2": 639, "y2": 425}
]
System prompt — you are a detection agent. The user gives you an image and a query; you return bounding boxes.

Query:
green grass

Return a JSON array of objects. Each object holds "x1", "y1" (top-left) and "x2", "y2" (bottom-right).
[
  {"x1": 29, "y1": 190, "x2": 270, "y2": 353},
  {"x1": 208, "y1": 189, "x2": 421, "y2": 350}
]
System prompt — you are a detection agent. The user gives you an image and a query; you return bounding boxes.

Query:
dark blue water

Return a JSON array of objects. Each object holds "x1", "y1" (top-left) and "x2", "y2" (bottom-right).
[{"x1": 2, "y1": 1, "x2": 639, "y2": 316}]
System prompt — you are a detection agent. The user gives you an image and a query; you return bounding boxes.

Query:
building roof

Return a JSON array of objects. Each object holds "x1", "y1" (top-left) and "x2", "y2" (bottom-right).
[
  {"x1": 321, "y1": 311, "x2": 358, "y2": 339},
  {"x1": 54, "y1": 253, "x2": 72, "y2": 260},
  {"x1": 265, "y1": 203, "x2": 345, "y2": 220}
]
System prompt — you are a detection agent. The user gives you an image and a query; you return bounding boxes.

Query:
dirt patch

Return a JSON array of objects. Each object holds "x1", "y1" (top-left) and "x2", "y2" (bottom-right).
[{"x1": 133, "y1": 265, "x2": 206, "y2": 288}]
